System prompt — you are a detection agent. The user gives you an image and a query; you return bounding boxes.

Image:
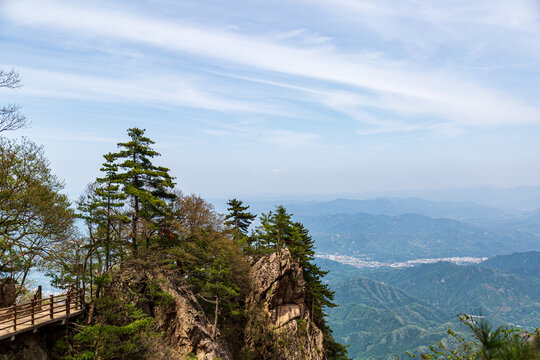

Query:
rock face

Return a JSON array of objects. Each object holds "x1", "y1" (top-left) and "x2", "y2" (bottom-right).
[
  {"x1": 0, "y1": 329, "x2": 62, "y2": 360},
  {"x1": 111, "y1": 261, "x2": 233, "y2": 360},
  {"x1": 0, "y1": 278, "x2": 16, "y2": 308},
  {"x1": 108, "y1": 250, "x2": 326, "y2": 360},
  {"x1": 245, "y1": 249, "x2": 325, "y2": 360}
]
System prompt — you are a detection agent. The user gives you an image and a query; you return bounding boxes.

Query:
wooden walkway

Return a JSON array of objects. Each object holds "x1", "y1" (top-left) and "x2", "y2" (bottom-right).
[{"x1": 0, "y1": 288, "x2": 84, "y2": 341}]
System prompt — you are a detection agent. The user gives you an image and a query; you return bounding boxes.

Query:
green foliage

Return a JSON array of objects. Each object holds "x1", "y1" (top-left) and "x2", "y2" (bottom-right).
[
  {"x1": 95, "y1": 152, "x2": 128, "y2": 268},
  {"x1": 408, "y1": 314, "x2": 540, "y2": 360},
  {"x1": 224, "y1": 198, "x2": 256, "y2": 235},
  {"x1": 480, "y1": 251, "x2": 540, "y2": 280},
  {"x1": 67, "y1": 299, "x2": 158, "y2": 360},
  {"x1": 33, "y1": 128, "x2": 350, "y2": 359},
  {"x1": 0, "y1": 137, "x2": 74, "y2": 292},
  {"x1": 110, "y1": 127, "x2": 175, "y2": 251}
]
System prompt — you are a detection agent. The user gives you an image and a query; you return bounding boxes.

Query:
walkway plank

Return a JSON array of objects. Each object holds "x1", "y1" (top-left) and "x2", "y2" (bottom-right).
[{"x1": 0, "y1": 289, "x2": 84, "y2": 341}]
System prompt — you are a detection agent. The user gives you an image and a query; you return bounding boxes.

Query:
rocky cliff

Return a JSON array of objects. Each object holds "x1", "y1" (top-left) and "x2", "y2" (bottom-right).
[
  {"x1": 244, "y1": 248, "x2": 325, "y2": 360},
  {"x1": 0, "y1": 249, "x2": 327, "y2": 360},
  {"x1": 108, "y1": 259, "x2": 233, "y2": 360},
  {"x1": 112, "y1": 248, "x2": 326, "y2": 359}
]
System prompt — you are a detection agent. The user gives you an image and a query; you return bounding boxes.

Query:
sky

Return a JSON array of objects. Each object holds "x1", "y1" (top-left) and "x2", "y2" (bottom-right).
[{"x1": 1, "y1": 0, "x2": 540, "y2": 200}]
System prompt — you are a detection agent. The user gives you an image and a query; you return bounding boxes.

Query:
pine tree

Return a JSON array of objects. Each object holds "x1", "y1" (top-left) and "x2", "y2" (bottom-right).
[
  {"x1": 95, "y1": 153, "x2": 127, "y2": 269},
  {"x1": 111, "y1": 128, "x2": 175, "y2": 252},
  {"x1": 255, "y1": 205, "x2": 295, "y2": 251},
  {"x1": 224, "y1": 199, "x2": 256, "y2": 234}
]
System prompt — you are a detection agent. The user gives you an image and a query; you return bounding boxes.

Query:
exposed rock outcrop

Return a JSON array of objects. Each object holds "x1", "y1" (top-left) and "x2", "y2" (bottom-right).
[
  {"x1": 0, "y1": 333, "x2": 49, "y2": 360},
  {"x1": 110, "y1": 260, "x2": 233, "y2": 360},
  {"x1": 0, "y1": 325, "x2": 67, "y2": 360},
  {"x1": 97, "y1": 250, "x2": 326, "y2": 360},
  {"x1": 245, "y1": 249, "x2": 325, "y2": 360}
]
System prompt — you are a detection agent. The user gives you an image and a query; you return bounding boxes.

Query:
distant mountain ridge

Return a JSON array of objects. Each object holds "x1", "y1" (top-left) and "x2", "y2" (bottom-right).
[
  {"x1": 301, "y1": 212, "x2": 539, "y2": 261},
  {"x1": 284, "y1": 197, "x2": 513, "y2": 223},
  {"x1": 212, "y1": 196, "x2": 516, "y2": 224},
  {"x1": 480, "y1": 251, "x2": 540, "y2": 279}
]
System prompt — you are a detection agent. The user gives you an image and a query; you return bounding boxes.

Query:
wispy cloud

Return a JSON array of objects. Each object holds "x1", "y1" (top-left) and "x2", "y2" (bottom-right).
[
  {"x1": 4, "y1": 0, "x2": 540, "y2": 133},
  {"x1": 306, "y1": 0, "x2": 540, "y2": 55},
  {"x1": 262, "y1": 129, "x2": 322, "y2": 148},
  {"x1": 10, "y1": 66, "x2": 288, "y2": 114}
]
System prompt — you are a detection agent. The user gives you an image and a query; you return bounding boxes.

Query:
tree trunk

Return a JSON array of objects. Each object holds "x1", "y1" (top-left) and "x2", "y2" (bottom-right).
[
  {"x1": 132, "y1": 197, "x2": 138, "y2": 253},
  {"x1": 212, "y1": 295, "x2": 219, "y2": 340},
  {"x1": 106, "y1": 195, "x2": 111, "y2": 269}
]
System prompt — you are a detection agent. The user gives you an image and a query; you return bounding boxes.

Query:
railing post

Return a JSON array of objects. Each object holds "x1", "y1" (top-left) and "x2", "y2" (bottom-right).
[
  {"x1": 66, "y1": 293, "x2": 70, "y2": 316},
  {"x1": 35, "y1": 285, "x2": 42, "y2": 301},
  {"x1": 31, "y1": 299, "x2": 35, "y2": 325},
  {"x1": 12, "y1": 306, "x2": 17, "y2": 331},
  {"x1": 50, "y1": 294, "x2": 54, "y2": 319}
]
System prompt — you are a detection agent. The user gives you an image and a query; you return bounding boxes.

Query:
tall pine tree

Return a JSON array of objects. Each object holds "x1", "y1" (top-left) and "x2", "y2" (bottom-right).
[
  {"x1": 224, "y1": 199, "x2": 256, "y2": 234},
  {"x1": 111, "y1": 128, "x2": 175, "y2": 252},
  {"x1": 95, "y1": 152, "x2": 127, "y2": 268}
]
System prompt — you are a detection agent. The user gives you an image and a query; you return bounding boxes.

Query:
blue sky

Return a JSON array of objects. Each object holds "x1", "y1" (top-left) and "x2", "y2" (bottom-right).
[{"x1": 1, "y1": 0, "x2": 540, "y2": 200}]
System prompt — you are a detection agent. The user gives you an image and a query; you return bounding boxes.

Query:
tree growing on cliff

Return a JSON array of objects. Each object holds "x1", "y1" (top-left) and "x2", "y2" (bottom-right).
[
  {"x1": 254, "y1": 205, "x2": 296, "y2": 253},
  {"x1": 198, "y1": 235, "x2": 241, "y2": 340},
  {"x1": 111, "y1": 128, "x2": 175, "y2": 252},
  {"x1": 224, "y1": 199, "x2": 256, "y2": 235}
]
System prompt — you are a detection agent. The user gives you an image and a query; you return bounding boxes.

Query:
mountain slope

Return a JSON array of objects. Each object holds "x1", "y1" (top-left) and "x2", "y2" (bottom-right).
[
  {"x1": 480, "y1": 251, "x2": 540, "y2": 279},
  {"x1": 327, "y1": 276, "x2": 454, "y2": 360},
  {"x1": 361, "y1": 262, "x2": 540, "y2": 329},
  {"x1": 301, "y1": 213, "x2": 539, "y2": 261},
  {"x1": 316, "y1": 259, "x2": 456, "y2": 359}
]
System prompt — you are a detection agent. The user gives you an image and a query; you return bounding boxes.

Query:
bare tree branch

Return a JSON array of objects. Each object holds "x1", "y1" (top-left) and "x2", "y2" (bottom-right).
[
  {"x1": 0, "y1": 104, "x2": 29, "y2": 132},
  {"x1": 0, "y1": 69, "x2": 29, "y2": 132},
  {"x1": 0, "y1": 69, "x2": 22, "y2": 89}
]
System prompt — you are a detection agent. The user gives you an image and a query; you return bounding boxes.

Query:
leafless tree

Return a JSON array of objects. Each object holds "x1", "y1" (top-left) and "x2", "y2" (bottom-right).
[{"x1": 0, "y1": 69, "x2": 29, "y2": 132}]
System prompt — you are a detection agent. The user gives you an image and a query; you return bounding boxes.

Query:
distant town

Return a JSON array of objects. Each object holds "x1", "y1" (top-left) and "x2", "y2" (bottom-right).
[{"x1": 316, "y1": 253, "x2": 488, "y2": 268}]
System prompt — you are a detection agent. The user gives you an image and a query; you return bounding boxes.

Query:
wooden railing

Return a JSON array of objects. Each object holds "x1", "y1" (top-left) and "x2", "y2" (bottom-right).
[{"x1": 0, "y1": 287, "x2": 83, "y2": 334}]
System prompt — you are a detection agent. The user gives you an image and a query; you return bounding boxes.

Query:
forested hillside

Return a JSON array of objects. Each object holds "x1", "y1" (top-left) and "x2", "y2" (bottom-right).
[
  {"x1": 301, "y1": 213, "x2": 538, "y2": 261},
  {"x1": 316, "y1": 257, "x2": 540, "y2": 359},
  {"x1": 328, "y1": 277, "x2": 455, "y2": 359},
  {"x1": 481, "y1": 251, "x2": 540, "y2": 279},
  {"x1": 361, "y1": 262, "x2": 540, "y2": 329}
]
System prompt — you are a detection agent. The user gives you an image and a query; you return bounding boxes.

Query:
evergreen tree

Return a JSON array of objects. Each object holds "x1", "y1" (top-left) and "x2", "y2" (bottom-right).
[
  {"x1": 255, "y1": 205, "x2": 295, "y2": 252},
  {"x1": 95, "y1": 153, "x2": 127, "y2": 268},
  {"x1": 253, "y1": 206, "x2": 350, "y2": 360},
  {"x1": 224, "y1": 199, "x2": 256, "y2": 235},
  {"x1": 111, "y1": 128, "x2": 175, "y2": 252},
  {"x1": 198, "y1": 239, "x2": 241, "y2": 340}
]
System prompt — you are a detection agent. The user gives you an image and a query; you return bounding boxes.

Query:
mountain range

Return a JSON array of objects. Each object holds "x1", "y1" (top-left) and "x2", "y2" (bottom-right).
[
  {"x1": 317, "y1": 252, "x2": 540, "y2": 359},
  {"x1": 302, "y1": 212, "x2": 539, "y2": 261}
]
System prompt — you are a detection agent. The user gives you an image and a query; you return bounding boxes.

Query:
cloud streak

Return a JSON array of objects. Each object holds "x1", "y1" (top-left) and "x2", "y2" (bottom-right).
[{"x1": 4, "y1": 0, "x2": 540, "y2": 132}]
